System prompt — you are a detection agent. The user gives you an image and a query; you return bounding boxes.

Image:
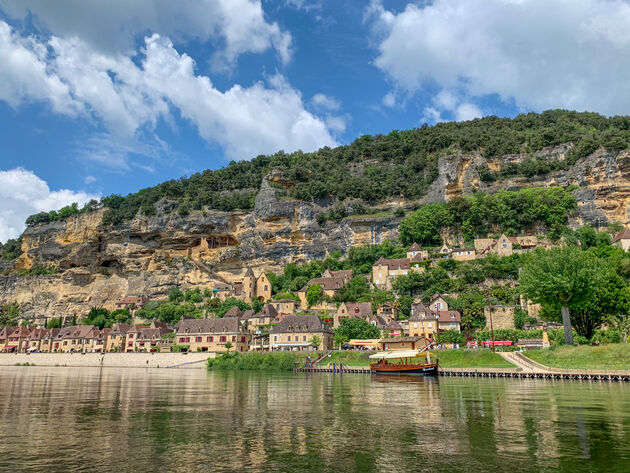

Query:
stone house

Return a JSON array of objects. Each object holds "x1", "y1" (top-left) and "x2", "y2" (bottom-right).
[
  {"x1": 452, "y1": 247, "x2": 476, "y2": 261},
  {"x1": 53, "y1": 325, "x2": 99, "y2": 353},
  {"x1": 115, "y1": 295, "x2": 149, "y2": 310},
  {"x1": 407, "y1": 242, "x2": 429, "y2": 261},
  {"x1": 376, "y1": 302, "x2": 398, "y2": 321},
  {"x1": 106, "y1": 323, "x2": 133, "y2": 352},
  {"x1": 335, "y1": 302, "x2": 372, "y2": 328},
  {"x1": 372, "y1": 257, "x2": 424, "y2": 290},
  {"x1": 24, "y1": 328, "x2": 48, "y2": 352},
  {"x1": 378, "y1": 336, "x2": 429, "y2": 351},
  {"x1": 297, "y1": 277, "x2": 346, "y2": 309},
  {"x1": 0, "y1": 325, "x2": 17, "y2": 352},
  {"x1": 135, "y1": 327, "x2": 174, "y2": 352},
  {"x1": 612, "y1": 229, "x2": 630, "y2": 251},
  {"x1": 246, "y1": 304, "x2": 278, "y2": 334},
  {"x1": 409, "y1": 304, "x2": 439, "y2": 338},
  {"x1": 270, "y1": 315, "x2": 333, "y2": 351},
  {"x1": 429, "y1": 294, "x2": 449, "y2": 312},
  {"x1": 367, "y1": 315, "x2": 403, "y2": 336},
  {"x1": 176, "y1": 318, "x2": 250, "y2": 353},
  {"x1": 212, "y1": 268, "x2": 272, "y2": 304},
  {"x1": 4, "y1": 326, "x2": 32, "y2": 353},
  {"x1": 39, "y1": 328, "x2": 60, "y2": 353},
  {"x1": 321, "y1": 269, "x2": 354, "y2": 283},
  {"x1": 435, "y1": 311, "x2": 461, "y2": 332},
  {"x1": 269, "y1": 299, "x2": 297, "y2": 315}
]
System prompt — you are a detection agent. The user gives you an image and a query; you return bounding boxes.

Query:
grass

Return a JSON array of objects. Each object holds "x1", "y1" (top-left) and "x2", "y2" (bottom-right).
[
  {"x1": 321, "y1": 349, "x2": 514, "y2": 369},
  {"x1": 434, "y1": 349, "x2": 514, "y2": 368},
  {"x1": 207, "y1": 351, "x2": 313, "y2": 371},
  {"x1": 524, "y1": 344, "x2": 630, "y2": 371}
]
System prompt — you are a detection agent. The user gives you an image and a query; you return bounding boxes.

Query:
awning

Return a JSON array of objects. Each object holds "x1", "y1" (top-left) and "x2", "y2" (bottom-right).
[
  {"x1": 369, "y1": 350, "x2": 424, "y2": 360},
  {"x1": 273, "y1": 342, "x2": 314, "y2": 347},
  {"x1": 3, "y1": 345, "x2": 17, "y2": 351},
  {"x1": 150, "y1": 341, "x2": 157, "y2": 345}
]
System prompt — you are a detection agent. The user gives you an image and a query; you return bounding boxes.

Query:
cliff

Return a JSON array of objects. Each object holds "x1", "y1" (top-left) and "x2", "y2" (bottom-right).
[{"x1": 2, "y1": 144, "x2": 630, "y2": 322}]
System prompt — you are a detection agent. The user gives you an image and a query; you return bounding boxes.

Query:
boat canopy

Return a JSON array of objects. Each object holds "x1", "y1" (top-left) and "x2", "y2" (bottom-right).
[{"x1": 369, "y1": 350, "x2": 425, "y2": 360}]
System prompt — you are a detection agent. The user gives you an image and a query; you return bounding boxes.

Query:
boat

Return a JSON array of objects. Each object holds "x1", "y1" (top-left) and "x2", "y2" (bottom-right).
[{"x1": 369, "y1": 348, "x2": 438, "y2": 375}]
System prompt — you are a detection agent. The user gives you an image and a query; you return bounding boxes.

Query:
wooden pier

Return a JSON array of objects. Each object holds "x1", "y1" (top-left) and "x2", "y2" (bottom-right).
[{"x1": 295, "y1": 366, "x2": 630, "y2": 382}]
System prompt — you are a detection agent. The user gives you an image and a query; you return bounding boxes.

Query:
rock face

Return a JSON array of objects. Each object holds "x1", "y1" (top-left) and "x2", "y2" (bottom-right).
[{"x1": 2, "y1": 145, "x2": 630, "y2": 321}]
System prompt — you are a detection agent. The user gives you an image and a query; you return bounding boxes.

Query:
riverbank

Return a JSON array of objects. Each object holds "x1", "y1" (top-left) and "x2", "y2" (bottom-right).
[
  {"x1": 320, "y1": 349, "x2": 514, "y2": 369},
  {"x1": 524, "y1": 344, "x2": 630, "y2": 371},
  {"x1": 0, "y1": 352, "x2": 213, "y2": 369}
]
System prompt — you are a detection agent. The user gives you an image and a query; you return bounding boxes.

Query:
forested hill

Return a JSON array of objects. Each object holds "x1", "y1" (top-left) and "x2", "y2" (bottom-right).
[{"x1": 19, "y1": 110, "x2": 630, "y2": 229}]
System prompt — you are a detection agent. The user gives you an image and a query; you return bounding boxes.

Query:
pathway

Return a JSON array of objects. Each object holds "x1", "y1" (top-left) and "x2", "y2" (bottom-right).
[{"x1": 498, "y1": 351, "x2": 551, "y2": 373}]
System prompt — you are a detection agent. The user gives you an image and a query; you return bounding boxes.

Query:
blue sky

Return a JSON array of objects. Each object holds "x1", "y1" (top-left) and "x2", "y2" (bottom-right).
[{"x1": 1, "y1": 0, "x2": 630, "y2": 242}]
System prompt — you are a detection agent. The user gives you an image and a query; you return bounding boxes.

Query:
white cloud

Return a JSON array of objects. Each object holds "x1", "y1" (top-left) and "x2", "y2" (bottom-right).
[
  {"x1": 455, "y1": 103, "x2": 482, "y2": 122},
  {"x1": 311, "y1": 93, "x2": 340, "y2": 112},
  {"x1": 84, "y1": 175, "x2": 96, "y2": 184},
  {"x1": 0, "y1": 21, "x2": 337, "y2": 165},
  {"x1": 381, "y1": 92, "x2": 396, "y2": 108},
  {"x1": 370, "y1": 0, "x2": 630, "y2": 116},
  {"x1": 0, "y1": 168, "x2": 99, "y2": 242},
  {"x1": 0, "y1": 0, "x2": 292, "y2": 70}
]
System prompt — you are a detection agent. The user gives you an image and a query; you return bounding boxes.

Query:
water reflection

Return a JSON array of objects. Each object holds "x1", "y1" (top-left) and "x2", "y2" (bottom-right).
[{"x1": 0, "y1": 367, "x2": 629, "y2": 472}]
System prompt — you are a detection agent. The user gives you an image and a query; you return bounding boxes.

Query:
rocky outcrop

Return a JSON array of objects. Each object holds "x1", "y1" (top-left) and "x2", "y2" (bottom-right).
[{"x1": 3, "y1": 145, "x2": 630, "y2": 321}]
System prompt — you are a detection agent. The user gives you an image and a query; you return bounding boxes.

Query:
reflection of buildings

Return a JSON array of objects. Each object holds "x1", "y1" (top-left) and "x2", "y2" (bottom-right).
[{"x1": 0, "y1": 369, "x2": 625, "y2": 471}]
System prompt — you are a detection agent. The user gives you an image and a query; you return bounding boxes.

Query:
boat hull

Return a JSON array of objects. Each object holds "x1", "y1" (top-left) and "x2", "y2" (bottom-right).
[{"x1": 370, "y1": 362, "x2": 438, "y2": 375}]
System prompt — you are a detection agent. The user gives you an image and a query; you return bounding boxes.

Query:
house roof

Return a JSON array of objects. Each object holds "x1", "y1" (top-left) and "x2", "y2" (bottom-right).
[
  {"x1": 242, "y1": 309, "x2": 255, "y2": 319},
  {"x1": 57, "y1": 325, "x2": 97, "y2": 339},
  {"x1": 374, "y1": 257, "x2": 410, "y2": 270},
  {"x1": 409, "y1": 303, "x2": 437, "y2": 322},
  {"x1": 454, "y1": 247, "x2": 475, "y2": 252},
  {"x1": 139, "y1": 327, "x2": 172, "y2": 340},
  {"x1": 109, "y1": 323, "x2": 133, "y2": 336},
  {"x1": 0, "y1": 325, "x2": 17, "y2": 339},
  {"x1": 326, "y1": 269, "x2": 353, "y2": 281},
  {"x1": 408, "y1": 242, "x2": 422, "y2": 251},
  {"x1": 271, "y1": 299, "x2": 298, "y2": 304},
  {"x1": 435, "y1": 310, "x2": 461, "y2": 323},
  {"x1": 342, "y1": 302, "x2": 372, "y2": 318},
  {"x1": 9, "y1": 326, "x2": 32, "y2": 338},
  {"x1": 301, "y1": 277, "x2": 345, "y2": 291},
  {"x1": 255, "y1": 304, "x2": 278, "y2": 318},
  {"x1": 177, "y1": 317, "x2": 245, "y2": 334},
  {"x1": 224, "y1": 306, "x2": 243, "y2": 318},
  {"x1": 612, "y1": 229, "x2": 630, "y2": 243},
  {"x1": 271, "y1": 315, "x2": 331, "y2": 334},
  {"x1": 244, "y1": 267, "x2": 255, "y2": 278}
]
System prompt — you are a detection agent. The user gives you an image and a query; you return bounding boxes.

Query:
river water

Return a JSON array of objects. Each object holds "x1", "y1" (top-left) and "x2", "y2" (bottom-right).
[{"x1": 0, "y1": 367, "x2": 628, "y2": 472}]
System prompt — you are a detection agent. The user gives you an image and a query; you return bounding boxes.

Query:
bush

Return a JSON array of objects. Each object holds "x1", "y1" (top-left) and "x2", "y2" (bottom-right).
[{"x1": 207, "y1": 351, "x2": 307, "y2": 371}]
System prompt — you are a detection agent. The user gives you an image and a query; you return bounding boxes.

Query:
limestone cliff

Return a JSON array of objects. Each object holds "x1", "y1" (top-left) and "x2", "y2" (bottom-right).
[{"x1": 2, "y1": 144, "x2": 630, "y2": 322}]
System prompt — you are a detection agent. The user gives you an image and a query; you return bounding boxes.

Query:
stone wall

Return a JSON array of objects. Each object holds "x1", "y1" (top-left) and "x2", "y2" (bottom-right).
[
  {"x1": 484, "y1": 305, "x2": 516, "y2": 330},
  {"x1": 0, "y1": 352, "x2": 214, "y2": 369}
]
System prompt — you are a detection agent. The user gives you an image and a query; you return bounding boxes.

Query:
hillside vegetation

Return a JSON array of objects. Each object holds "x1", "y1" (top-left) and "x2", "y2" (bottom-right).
[{"x1": 20, "y1": 110, "x2": 630, "y2": 230}]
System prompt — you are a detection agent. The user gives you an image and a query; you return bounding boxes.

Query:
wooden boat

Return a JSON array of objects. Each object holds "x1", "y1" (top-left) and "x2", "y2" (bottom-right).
[{"x1": 369, "y1": 348, "x2": 438, "y2": 375}]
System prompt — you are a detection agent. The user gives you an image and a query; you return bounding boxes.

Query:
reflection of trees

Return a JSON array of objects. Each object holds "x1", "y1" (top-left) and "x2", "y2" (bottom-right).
[{"x1": 1, "y1": 369, "x2": 629, "y2": 472}]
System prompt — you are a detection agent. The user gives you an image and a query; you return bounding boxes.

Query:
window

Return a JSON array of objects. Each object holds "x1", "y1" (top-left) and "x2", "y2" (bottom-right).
[
  {"x1": 413, "y1": 323, "x2": 418, "y2": 329},
  {"x1": 428, "y1": 323, "x2": 432, "y2": 328},
  {"x1": 220, "y1": 336, "x2": 226, "y2": 342},
  {"x1": 241, "y1": 336, "x2": 246, "y2": 342},
  {"x1": 207, "y1": 336, "x2": 213, "y2": 342},
  {"x1": 195, "y1": 337, "x2": 202, "y2": 342},
  {"x1": 274, "y1": 336, "x2": 277, "y2": 342},
  {"x1": 260, "y1": 318, "x2": 264, "y2": 323},
  {"x1": 287, "y1": 336, "x2": 291, "y2": 341},
  {"x1": 232, "y1": 336, "x2": 236, "y2": 342},
  {"x1": 502, "y1": 244, "x2": 507, "y2": 248},
  {"x1": 264, "y1": 285, "x2": 268, "y2": 291}
]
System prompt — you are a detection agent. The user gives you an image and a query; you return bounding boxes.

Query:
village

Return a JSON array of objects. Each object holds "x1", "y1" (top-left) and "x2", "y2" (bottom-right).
[{"x1": 4, "y1": 229, "x2": 611, "y2": 357}]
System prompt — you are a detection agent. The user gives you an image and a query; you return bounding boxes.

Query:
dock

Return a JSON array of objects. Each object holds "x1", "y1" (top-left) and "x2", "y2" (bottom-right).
[{"x1": 295, "y1": 366, "x2": 630, "y2": 381}]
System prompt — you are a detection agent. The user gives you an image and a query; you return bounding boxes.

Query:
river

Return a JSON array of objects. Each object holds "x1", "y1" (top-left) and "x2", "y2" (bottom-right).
[{"x1": 0, "y1": 367, "x2": 628, "y2": 472}]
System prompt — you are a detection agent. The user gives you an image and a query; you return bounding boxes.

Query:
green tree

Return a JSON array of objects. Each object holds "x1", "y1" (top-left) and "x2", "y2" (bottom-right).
[
  {"x1": 519, "y1": 246, "x2": 603, "y2": 345},
  {"x1": 334, "y1": 317, "x2": 380, "y2": 346},
  {"x1": 0, "y1": 303, "x2": 19, "y2": 327},
  {"x1": 306, "y1": 284, "x2": 323, "y2": 308},
  {"x1": 309, "y1": 335, "x2": 322, "y2": 349},
  {"x1": 168, "y1": 286, "x2": 184, "y2": 302},
  {"x1": 224, "y1": 341, "x2": 233, "y2": 352},
  {"x1": 398, "y1": 203, "x2": 452, "y2": 246},
  {"x1": 45, "y1": 317, "x2": 62, "y2": 329}
]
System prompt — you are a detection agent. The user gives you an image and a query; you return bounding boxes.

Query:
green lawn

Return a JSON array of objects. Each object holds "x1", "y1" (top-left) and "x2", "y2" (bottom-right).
[
  {"x1": 320, "y1": 349, "x2": 513, "y2": 369},
  {"x1": 434, "y1": 349, "x2": 514, "y2": 368},
  {"x1": 524, "y1": 344, "x2": 630, "y2": 371}
]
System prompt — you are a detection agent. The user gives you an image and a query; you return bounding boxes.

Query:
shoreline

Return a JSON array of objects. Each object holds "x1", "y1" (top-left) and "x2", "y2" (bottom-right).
[{"x1": 0, "y1": 352, "x2": 213, "y2": 369}]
